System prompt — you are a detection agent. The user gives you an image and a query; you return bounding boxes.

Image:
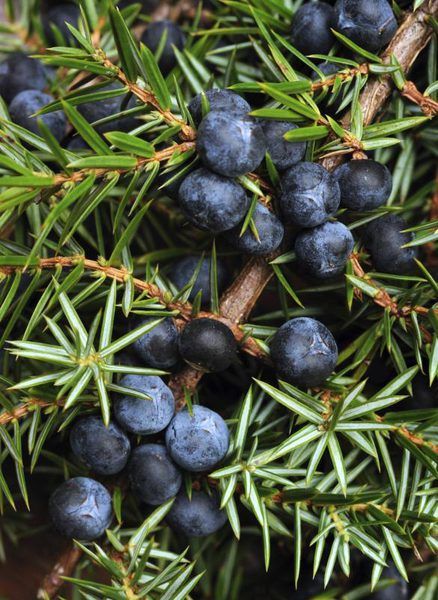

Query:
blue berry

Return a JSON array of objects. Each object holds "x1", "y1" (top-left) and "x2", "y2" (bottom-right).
[
  {"x1": 270, "y1": 317, "x2": 338, "y2": 387},
  {"x1": 70, "y1": 416, "x2": 131, "y2": 475},
  {"x1": 131, "y1": 317, "x2": 179, "y2": 370},
  {"x1": 49, "y1": 477, "x2": 112, "y2": 541},
  {"x1": 280, "y1": 162, "x2": 340, "y2": 227},
  {"x1": 225, "y1": 203, "x2": 284, "y2": 256},
  {"x1": 291, "y1": 2, "x2": 336, "y2": 55},
  {"x1": 409, "y1": 375, "x2": 437, "y2": 410},
  {"x1": 335, "y1": 0, "x2": 397, "y2": 53},
  {"x1": 261, "y1": 121, "x2": 306, "y2": 172},
  {"x1": 295, "y1": 221, "x2": 354, "y2": 279},
  {"x1": 168, "y1": 255, "x2": 229, "y2": 305},
  {"x1": 140, "y1": 20, "x2": 186, "y2": 73},
  {"x1": 114, "y1": 375, "x2": 175, "y2": 435},
  {"x1": 77, "y1": 83, "x2": 138, "y2": 134},
  {"x1": 0, "y1": 53, "x2": 48, "y2": 104},
  {"x1": 129, "y1": 443, "x2": 182, "y2": 505},
  {"x1": 43, "y1": 3, "x2": 81, "y2": 46},
  {"x1": 362, "y1": 214, "x2": 417, "y2": 274},
  {"x1": 165, "y1": 405, "x2": 230, "y2": 472},
  {"x1": 66, "y1": 135, "x2": 89, "y2": 151},
  {"x1": 188, "y1": 89, "x2": 250, "y2": 126},
  {"x1": 178, "y1": 167, "x2": 249, "y2": 233},
  {"x1": 178, "y1": 318, "x2": 237, "y2": 372},
  {"x1": 335, "y1": 159, "x2": 392, "y2": 210},
  {"x1": 9, "y1": 90, "x2": 67, "y2": 141},
  {"x1": 197, "y1": 111, "x2": 267, "y2": 177},
  {"x1": 312, "y1": 61, "x2": 339, "y2": 80},
  {"x1": 167, "y1": 489, "x2": 227, "y2": 537},
  {"x1": 118, "y1": 0, "x2": 160, "y2": 9}
]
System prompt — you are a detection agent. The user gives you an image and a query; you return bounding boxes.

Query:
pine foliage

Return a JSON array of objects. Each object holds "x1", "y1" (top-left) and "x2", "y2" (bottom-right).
[{"x1": 0, "y1": 1, "x2": 437, "y2": 598}]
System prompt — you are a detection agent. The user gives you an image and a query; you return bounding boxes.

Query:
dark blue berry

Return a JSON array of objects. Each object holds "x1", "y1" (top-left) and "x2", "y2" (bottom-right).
[
  {"x1": 167, "y1": 489, "x2": 227, "y2": 537},
  {"x1": 118, "y1": 0, "x2": 160, "y2": 10},
  {"x1": 69, "y1": 416, "x2": 130, "y2": 476},
  {"x1": 168, "y1": 255, "x2": 229, "y2": 305},
  {"x1": 280, "y1": 162, "x2": 340, "y2": 227},
  {"x1": 408, "y1": 375, "x2": 437, "y2": 410},
  {"x1": 0, "y1": 53, "x2": 49, "y2": 104},
  {"x1": 165, "y1": 405, "x2": 230, "y2": 472},
  {"x1": 335, "y1": 159, "x2": 392, "y2": 211},
  {"x1": 188, "y1": 89, "x2": 250, "y2": 126},
  {"x1": 43, "y1": 3, "x2": 81, "y2": 46},
  {"x1": 77, "y1": 83, "x2": 138, "y2": 134},
  {"x1": 49, "y1": 477, "x2": 112, "y2": 541},
  {"x1": 129, "y1": 443, "x2": 182, "y2": 505},
  {"x1": 131, "y1": 317, "x2": 179, "y2": 370},
  {"x1": 178, "y1": 318, "x2": 237, "y2": 372},
  {"x1": 335, "y1": 0, "x2": 397, "y2": 53},
  {"x1": 225, "y1": 203, "x2": 284, "y2": 256},
  {"x1": 261, "y1": 121, "x2": 306, "y2": 172},
  {"x1": 295, "y1": 221, "x2": 354, "y2": 279},
  {"x1": 178, "y1": 167, "x2": 249, "y2": 233},
  {"x1": 140, "y1": 20, "x2": 186, "y2": 73},
  {"x1": 9, "y1": 90, "x2": 67, "y2": 141},
  {"x1": 271, "y1": 317, "x2": 338, "y2": 387},
  {"x1": 114, "y1": 375, "x2": 175, "y2": 435},
  {"x1": 291, "y1": 2, "x2": 336, "y2": 55},
  {"x1": 66, "y1": 135, "x2": 90, "y2": 151},
  {"x1": 363, "y1": 214, "x2": 417, "y2": 274},
  {"x1": 197, "y1": 111, "x2": 267, "y2": 177},
  {"x1": 312, "y1": 61, "x2": 340, "y2": 80}
]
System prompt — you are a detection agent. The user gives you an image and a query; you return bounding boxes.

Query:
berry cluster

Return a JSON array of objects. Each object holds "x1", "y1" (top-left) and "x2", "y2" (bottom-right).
[
  {"x1": 50, "y1": 371, "x2": 230, "y2": 540},
  {"x1": 291, "y1": 0, "x2": 397, "y2": 55},
  {"x1": 0, "y1": 1, "x2": 434, "y2": 597},
  {"x1": 35, "y1": 0, "x2": 419, "y2": 546}
]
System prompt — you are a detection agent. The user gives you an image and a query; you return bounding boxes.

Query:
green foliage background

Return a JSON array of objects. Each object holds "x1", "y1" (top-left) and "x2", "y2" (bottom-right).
[{"x1": 0, "y1": 1, "x2": 437, "y2": 598}]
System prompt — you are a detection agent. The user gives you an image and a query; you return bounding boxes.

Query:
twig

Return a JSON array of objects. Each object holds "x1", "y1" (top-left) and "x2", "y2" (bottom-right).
[
  {"x1": 0, "y1": 256, "x2": 267, "y2": 361},
  {"x1": 169, "y1": 3, "x2": 438, "y2": 405},
  {"x1": 349, "y1": 254, "x2": 432, "y2": 318},
  {"x1": 0, "y1": 398, "x2": 56, "y2": 426},
  {"x1": 100, "y1": 56, "x2": 196, "y2": 141},
  {"x1": 311, "y1": 63, "x2": 369, "y2": 90},
  {"x1": 37, "y1": 543, "x2": 82, "y2": 600},
  {"x1": 401, "y1": 80, "x2": 438, "y2": 116},
  {"x1": 322, "y1": 0, "x2": 438, "y2": 172},
  {"x1": 53, "y1": 141, "x2": 196, "y2": 186}
]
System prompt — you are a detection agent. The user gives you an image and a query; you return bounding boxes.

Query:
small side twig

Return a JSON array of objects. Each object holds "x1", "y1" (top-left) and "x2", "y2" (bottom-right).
[
  {"x1": 401, "y1": 80, "x2": 438, "y2": 116},
  {"x1": 37, "y1": 543, "x2": 82, "y2": 600}
]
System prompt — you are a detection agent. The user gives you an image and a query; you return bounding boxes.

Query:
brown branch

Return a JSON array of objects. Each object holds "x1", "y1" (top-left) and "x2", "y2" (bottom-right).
[
  {"x1": 52, "y1": 141, "x2": 196, "y2": 187},
  {"x1": 167, "y1": 2, "x2": 438, "y2": 405},
  {"x1": 0, "y1": 256, "x2": 267, "y2": 379},
  {"x1": 322, "y1": 0, "x2": 438, "y2": 171},
  {"x1": 100, "y1": 56, "x2": 196, "y2": 141},
  {"x1": 37, "y1": 543, "x2": 82, "y2": 600},
  {"x1": 401, "y1": 80, "x2": 438, "y2": 116},
  {"x1": 311, "y1": 63, "x2": 369, "y2": 91},
  {"x1": 0, "y1": 398, "x2": 55, "y2": 426},
  {"x1": 350, "y1": 253, "x2": 434, "y2": 317}
]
